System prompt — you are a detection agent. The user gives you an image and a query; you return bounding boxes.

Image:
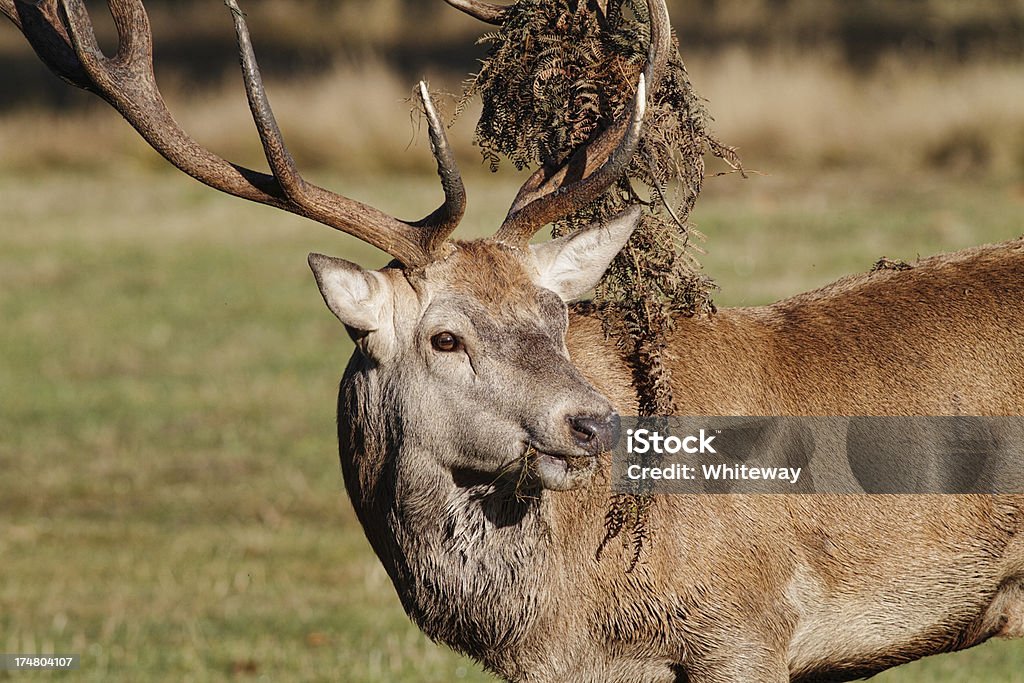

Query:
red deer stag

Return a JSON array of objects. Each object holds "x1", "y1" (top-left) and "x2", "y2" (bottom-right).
[{"x1": 4, "y1": 0, "x2": 1023, "y2": 681}]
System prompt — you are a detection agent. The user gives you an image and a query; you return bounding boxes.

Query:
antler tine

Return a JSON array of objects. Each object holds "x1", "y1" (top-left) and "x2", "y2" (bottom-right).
[
  {"x1": 410, "y1": 81, "x2": 468, "y2": 251},
  {"x1": 645, "y1": 0, "x2": 672, "y2": 95},
  {"x1": 442, "y1": 0, "x2": 508, "y2": 25},
  {"x1": 3, "y1": 0, "x2": 465, "y2": 268},
  {"x1": 0, "y1": 0, "x2": 19, "y2": 29},
  {"x1": 226, "y1": 0, "x2": 465, "y2": 262},
  {"x1": 2, "y1": 0, "x2": 92, "y2": 90},
  {"x1": 492, "y1": 0, "x2": 670, "y2": 247}
]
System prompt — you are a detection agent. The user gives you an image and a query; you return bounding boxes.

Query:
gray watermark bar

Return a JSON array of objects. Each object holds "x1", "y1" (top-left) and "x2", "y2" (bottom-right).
[
  {"x1": 612, "y1": 416, "x2": 1024, "y2": 494},
  {"x1": 1, "y1": 654, "x2": 80, "y2": 670}
]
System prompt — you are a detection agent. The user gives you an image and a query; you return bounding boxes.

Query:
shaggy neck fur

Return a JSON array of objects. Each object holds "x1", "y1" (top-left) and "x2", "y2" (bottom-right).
[{"x1": 337, "y1": 353, "x2": 565, "y2": 679}]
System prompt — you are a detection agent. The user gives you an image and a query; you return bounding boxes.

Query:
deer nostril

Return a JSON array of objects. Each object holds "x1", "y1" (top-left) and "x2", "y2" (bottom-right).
[
  {"x1": 567, "y1": 414, "x2": 619, "y2": 451},
  {"x1": 569, "y1": 416, "x2": 599, "y2": 443}
]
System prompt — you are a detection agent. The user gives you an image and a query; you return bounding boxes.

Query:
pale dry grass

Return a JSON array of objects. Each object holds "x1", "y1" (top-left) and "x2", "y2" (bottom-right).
[
  {"x1": 689, "y1": 49, "x2": 1024, "y2": 175},
  {"x1": 169, "y1": 61, "x2": 479, "y2": 175},
  {"x1": 3, "y1": 50, "x2": 1022, "y2": 179},
  {"x1": 0, "y1": 60, "x2": 480, "y2": 177}
]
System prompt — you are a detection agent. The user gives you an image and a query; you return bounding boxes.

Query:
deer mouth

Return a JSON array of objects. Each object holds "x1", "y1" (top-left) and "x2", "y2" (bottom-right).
[{"x1": 526, "y1": 443, "x2": 598, "y2": 491}]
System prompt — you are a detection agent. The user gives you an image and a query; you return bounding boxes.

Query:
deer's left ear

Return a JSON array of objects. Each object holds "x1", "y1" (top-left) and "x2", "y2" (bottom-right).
[{"x1": 529, "y1": 205, "x2": 642, "y2": 302}]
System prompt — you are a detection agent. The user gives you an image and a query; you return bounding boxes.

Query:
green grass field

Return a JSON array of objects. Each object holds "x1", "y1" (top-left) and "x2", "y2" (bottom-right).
[{"x1": 1, "y1": 167, "x2": 1023, "y2": 681}]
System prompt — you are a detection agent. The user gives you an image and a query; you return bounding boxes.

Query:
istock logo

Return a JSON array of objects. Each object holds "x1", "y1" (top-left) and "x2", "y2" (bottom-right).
[{"x1": 626, "y1": 428, "x2": 717, "y2": 455}]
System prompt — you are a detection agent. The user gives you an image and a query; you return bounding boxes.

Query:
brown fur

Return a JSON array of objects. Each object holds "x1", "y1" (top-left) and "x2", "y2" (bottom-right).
[
  {"x1": 575, "y1": 239, "x2": 1024, "y2": 416},
  {"x1": 339, "y1": 238, "x2": 1024, "y2": 682},
  {"x1": 437, "y1": 241, "x2": 540, "y2": 309}
]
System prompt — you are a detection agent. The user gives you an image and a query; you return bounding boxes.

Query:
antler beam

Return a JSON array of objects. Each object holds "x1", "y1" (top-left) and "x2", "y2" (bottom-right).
[{"x1": 2, "y1": 0, "x2": 465, "y2": 267}]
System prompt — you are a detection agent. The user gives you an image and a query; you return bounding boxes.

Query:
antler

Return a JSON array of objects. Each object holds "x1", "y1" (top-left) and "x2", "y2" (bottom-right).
[
  {"x1": 489, "y1": 0, "x2": 672, "y2": 247},
  {"x1": 441, "y1": 0, "x2": 509, "y2": 25},
  {"x1": 1, "y1": 0, "x2": 465, "y2": 268}
]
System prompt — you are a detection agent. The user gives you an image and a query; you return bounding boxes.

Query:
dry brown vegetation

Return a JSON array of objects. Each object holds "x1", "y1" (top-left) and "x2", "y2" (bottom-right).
[
  {"x1": 0, "y1": 60, "x2": 466, "y2": 175},
  {"x1": 689, "y1": 49, "x2": 1024, "y2": 176},
  {"x1": 2, "y1": 49, "x2": 1022, "y2": 180}
]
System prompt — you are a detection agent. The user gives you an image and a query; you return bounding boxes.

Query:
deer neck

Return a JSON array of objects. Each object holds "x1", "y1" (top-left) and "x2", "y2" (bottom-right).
[{"x1": 336, "y1": 355, "x2": 567, "y2": 660}]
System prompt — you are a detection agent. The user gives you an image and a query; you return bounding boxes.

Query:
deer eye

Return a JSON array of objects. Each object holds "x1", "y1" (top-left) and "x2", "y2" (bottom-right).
[{"x1": 430, "y1": 331, "x2": 462, "y2": 353}]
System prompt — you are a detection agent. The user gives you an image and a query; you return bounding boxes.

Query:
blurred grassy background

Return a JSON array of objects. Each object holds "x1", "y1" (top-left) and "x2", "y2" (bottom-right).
[{"x1": 1, "y1": 0, "x2": 1023, "y2": 681}]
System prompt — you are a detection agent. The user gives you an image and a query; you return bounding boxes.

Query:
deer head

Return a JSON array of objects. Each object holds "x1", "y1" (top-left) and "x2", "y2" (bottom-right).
[{"x1": 2, "y1": 0, "x2": 669, "y2": 491}]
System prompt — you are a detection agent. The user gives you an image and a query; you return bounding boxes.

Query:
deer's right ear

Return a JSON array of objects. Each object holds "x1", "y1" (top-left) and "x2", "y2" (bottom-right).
[{"x1": 308, "y1": 253, "x2": 390, "y2": 334}]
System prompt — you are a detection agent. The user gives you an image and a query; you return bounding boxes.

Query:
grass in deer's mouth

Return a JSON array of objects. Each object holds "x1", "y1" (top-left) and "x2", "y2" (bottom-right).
[
  {"x1": 527, "y1": 443, "x2": 594, "y2": 471},
  {"x1": 509, "y1": 443, "x2": 594, "y2": 499}
]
